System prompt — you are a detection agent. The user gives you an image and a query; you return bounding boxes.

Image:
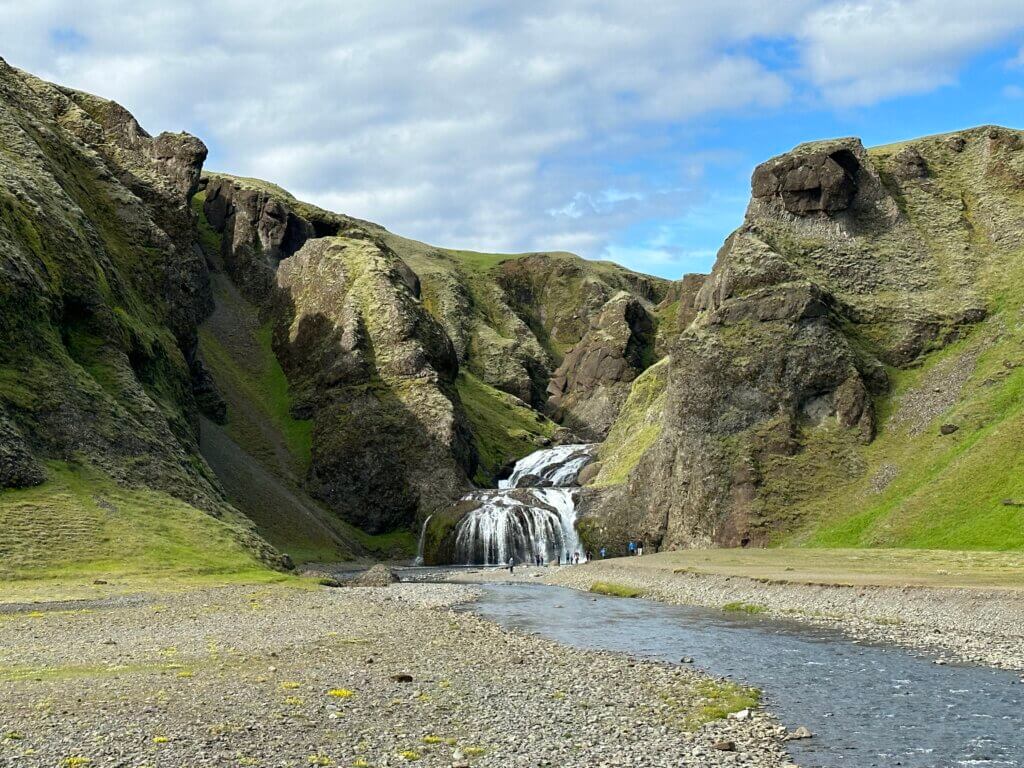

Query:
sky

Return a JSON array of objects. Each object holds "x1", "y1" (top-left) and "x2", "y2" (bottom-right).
[{"x1": 1, "y1": 1, "x2": 1023, "y2": 279}]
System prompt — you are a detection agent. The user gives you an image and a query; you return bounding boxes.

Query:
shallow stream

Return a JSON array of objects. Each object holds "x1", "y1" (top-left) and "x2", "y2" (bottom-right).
[{"x1": 465, "y1": 583, "x2": 1022, "y2": 767}]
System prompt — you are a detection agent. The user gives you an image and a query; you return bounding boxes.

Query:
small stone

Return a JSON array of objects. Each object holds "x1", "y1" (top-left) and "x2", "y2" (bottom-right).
[
  {"x1": 939, "y1": 423, "x2": 959, "y2": 435},
  {"x1": 391, "y1": 673, "x2": 414, "y2": 683},
  {"x1": 712, "y1": 740, "x2": 736, "y2": 752},
  {"x1": 680, "y1": 657, "x2": 694, "y2": 664},
  {"x1": 92, "y1": 579, "x2": 108, "y2": 585},
  {"x1": 788, "y1": 726, "x2": 813, "y2": 740},
  {"x1": 729, "y1": 708, "x2": 750, "y2": 721}
]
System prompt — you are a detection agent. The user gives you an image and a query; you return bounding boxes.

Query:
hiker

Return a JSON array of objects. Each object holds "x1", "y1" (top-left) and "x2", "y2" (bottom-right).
[
  {"x1": 628, "y1": 540, "x2": 636, "y2": 556},
  {"x1": 508, "y1": 556, "x2": 515, "y2": 574},
  {"x1": 637, "y1": 542, "x2": 644, "y2": 557},
  {"x1": 600, "y1": 547, "x2": 607, "y2": 559},
  {"x1": 573, "y1": 551, "x2": 579, "y2": 565}
]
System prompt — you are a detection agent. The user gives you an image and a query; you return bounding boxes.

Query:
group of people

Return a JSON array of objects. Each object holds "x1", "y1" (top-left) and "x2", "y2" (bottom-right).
[
  {"x1": 508, "y1": 550, "x2": 585, "y2": 573},
  {"x1": 505, "y1": 541, "x2": 646, "y2": 573}
]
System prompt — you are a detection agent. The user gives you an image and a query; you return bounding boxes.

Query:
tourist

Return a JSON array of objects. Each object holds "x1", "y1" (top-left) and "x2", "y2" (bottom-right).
[
  {"x1": 637, "y1": 542, "x2": 644, "y2": 557},
  {"x1": 600, "y1": 547, "x2": 606, "y2": 559},
  {"x1": 508, "y1": 556, "x2": 515, "y2": 574}
]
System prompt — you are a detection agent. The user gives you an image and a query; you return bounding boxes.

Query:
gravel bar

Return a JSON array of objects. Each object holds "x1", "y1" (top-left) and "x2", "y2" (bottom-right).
[{"x1": 0, "y1": 582, "x2": 794, "y2": 767}]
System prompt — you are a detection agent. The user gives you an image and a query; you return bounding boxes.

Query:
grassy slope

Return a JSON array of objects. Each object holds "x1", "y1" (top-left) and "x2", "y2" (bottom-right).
[
  {"x1": 455, "y1": 370, "x2": 556, "y2": 484},
  {"x1": 592, "y1": 358, "x2": 668, "y2": 486},
  {"x1": 779, "y1": 140, "x2": 1024, "y2": 552},
  {"x1": 0, "y1": 463, "x2": 274, "y2": 586}
]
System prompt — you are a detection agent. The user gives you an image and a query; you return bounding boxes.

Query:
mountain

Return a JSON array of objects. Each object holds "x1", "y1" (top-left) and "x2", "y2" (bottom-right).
[
  {"x1": 3, "y1": 56, "x2": 1020, "y2": 578},
  {"x1": 193, "y1": 173, "x2": 672, "y2": 553},
  {"x1": 0, "y1": 59, "x2": 674, "y2": 576},
  {"x1": 581, "y1": 127, "x2": 1024, "y2": 554}
]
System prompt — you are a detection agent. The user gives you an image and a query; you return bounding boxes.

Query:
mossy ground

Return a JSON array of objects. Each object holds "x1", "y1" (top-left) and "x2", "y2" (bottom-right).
[
  {"x1": 589, "y1": 581, "x2": 644, "y2": 598},
  {"x1": 455, "y1": 371, "x2": 556, "y2": 484},
  {"x1": 0, "y1": 462, "x2": 274, "y2": 586}
]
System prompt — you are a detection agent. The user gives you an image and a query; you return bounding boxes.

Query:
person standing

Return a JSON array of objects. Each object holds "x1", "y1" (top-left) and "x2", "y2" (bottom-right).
[
  {"x1": 508, "y1": 556, "x2": 515, "y2": 574},
  {"x1": 600, "y1": 547, "x2": 607, "y2": 559},
  {"x1": 637, "y1": 542, "x2": 644, "y2": 557}
]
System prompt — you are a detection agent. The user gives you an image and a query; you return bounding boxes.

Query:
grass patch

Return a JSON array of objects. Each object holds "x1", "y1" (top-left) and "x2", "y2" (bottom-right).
[
  {"x1": 594, "y1": 358, "x2": 668, "y2": 486},
  {"x1": 0, "y1": 461, "x2": 275, "y2": 585},
  {"x1": 455, "y1": 370, "x2": 556, "y2": 484},
  {"x1": 589, "y1": 581, "x2": 645, "y2": 598},
  {"x1": 722, "y1": 601, "x2": 767, "y2": 615}
]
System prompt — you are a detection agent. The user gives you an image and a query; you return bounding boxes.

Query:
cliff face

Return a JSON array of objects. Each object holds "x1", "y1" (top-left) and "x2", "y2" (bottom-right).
[
  {"x1": 0, "y1": 59, "x2": 284, "y2": 577},
  {"x1": 587, "y1": 127, "x2": 1024, "y2": 552},
  {"x1": 0, "y1": 58, "x2": 213, "y2": 502},
  {"x1": 196, "y1": 172, "x2": 671, "y2": 532},
  {"x1": 273, "y1": 237, "x2": 475, "y2": 533}
]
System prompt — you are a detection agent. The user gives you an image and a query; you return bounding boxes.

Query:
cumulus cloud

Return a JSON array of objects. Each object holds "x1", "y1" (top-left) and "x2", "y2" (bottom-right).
[
  {"x1": 799, "y1": 0, "x2": 1024, "y2": 106},
  {"x1": 0, "y1": 0, "x2": 1021, "y2": 276}
]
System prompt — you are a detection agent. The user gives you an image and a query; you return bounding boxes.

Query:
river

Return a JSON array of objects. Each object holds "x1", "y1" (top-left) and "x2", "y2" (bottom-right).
[{"x1": 464, "y1": 583, "x2": 1023, "y2": 767}]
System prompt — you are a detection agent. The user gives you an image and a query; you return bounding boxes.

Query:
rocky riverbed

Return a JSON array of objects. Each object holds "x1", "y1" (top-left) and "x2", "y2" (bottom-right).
[
  {"x1": 0, "y1": 582, "x2": 793, "y2": 767},
  {"x1": 540, "y1": 561, "x2": 1024, "y2": 671}
]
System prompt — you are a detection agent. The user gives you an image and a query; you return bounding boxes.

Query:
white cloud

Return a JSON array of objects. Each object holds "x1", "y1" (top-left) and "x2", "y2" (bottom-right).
[
  {"x1": 799, "y1": 0, "x2": 1024, "y2": 106},
  {"x1": 0, "y1": 0, "x2": 1022, "y2": 277}
]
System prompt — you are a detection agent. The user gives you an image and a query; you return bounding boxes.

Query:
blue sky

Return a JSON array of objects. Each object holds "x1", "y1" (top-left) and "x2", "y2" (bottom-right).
[{"x1": 2, "y1": 1, "x2": 1024, "y2": 278}]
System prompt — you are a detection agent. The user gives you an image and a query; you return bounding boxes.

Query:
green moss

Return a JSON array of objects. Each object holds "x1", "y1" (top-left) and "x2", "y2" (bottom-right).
[
  {"x1": 455, "y1": 370, "x2": 556, "y2": 484},
  {"x1": 722, "y1": 601, "x2": 767, "y2": 614},
  {"x1": 589, "y1": 581, "x2": 645, "y2": 598},
  {"x1": 0, "y1": 462, "x2": 272, "y2": 582},
  {"x1": 199, "y1": 323, "x2": 312, "y2": 471},
  {"x1": 593, "y1": 358, "x2": 668, "y2": 486},
  {"x1": 656, "y1": 678, "x2": 761, "y2": 731}
]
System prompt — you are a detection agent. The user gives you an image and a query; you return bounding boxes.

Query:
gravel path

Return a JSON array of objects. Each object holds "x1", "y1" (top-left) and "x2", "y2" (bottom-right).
[
  {"x1": 0, "y1": 583, "x2": 793, "y2": 767},
  {"x1": 540, "y1": 561, "x2": 1024, "y2": 671}
]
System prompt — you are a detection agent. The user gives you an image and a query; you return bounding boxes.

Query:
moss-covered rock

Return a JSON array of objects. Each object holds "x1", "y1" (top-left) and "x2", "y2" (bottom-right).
[
  {"x1": 592, "y1": 127, "x2": 1024, "y2": 552},
  {"x1": 273, "y1": 237, "x2": 476, "y2": 532}
]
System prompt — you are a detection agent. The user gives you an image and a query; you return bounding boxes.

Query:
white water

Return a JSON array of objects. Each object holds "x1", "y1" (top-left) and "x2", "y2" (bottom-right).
[
  {"x1": 454, "y1": 444, "x2": 595, "y2": 565},
  {"x1": 413, "y1": 514, "x2": 433, "y2": 566}
]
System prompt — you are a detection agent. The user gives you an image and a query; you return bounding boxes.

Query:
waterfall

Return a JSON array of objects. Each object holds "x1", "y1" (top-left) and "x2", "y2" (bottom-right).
[
  {"x1": 453, "y1": 444, "x2": 595, "y2": 565},
  {"x1": 413, "y1": 514, "x2": 433, "y2": 566}
]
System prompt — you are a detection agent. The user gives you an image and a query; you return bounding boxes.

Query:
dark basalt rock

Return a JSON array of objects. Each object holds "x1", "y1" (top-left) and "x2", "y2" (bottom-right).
[
  {"x1": 547, "y1": 292, "x2": 655, "y2": 438},
  {"x1": 752, "y1": 146, "x2": 860, "y2": 214},
  {"x1": 893, "y1": 146, "x2": 928, "y2": 180}
]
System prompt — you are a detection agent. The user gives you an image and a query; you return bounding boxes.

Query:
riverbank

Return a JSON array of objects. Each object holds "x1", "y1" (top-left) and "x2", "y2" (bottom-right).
[
  {"x1": 534, "y1": 554, "x2": 1024, "y2": 671},
  {"x1": 0, "y1": 581, "x2": 793, "y2": 767}
]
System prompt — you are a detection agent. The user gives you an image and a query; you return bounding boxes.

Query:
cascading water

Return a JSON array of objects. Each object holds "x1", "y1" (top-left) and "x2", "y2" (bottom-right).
[
  {"x1": 454, "y1": 444, "x2": 596, "y2": 565},
  {"x1": 413, "y1": 514, "x2": 433, "y2": 566}
]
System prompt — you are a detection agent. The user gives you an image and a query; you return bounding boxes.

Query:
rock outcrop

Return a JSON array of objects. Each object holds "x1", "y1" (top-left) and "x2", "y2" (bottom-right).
[
  {"x1": 589, "y1": 129, "x2": 1019, "y2": 550},
  {"x1": 546, "y1": 292, "x2": 656, "y2": 438},
  {"x1": 273, "y1": 236, "x2": 475, "y2": 532},
  {"x1": 0, "y1": 59, "x2": 217, "y2": 502}
]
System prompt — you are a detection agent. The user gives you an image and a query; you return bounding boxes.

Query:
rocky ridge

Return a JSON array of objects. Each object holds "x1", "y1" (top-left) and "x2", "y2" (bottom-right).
[{"x1": 585, "y1": 127, "x2": 1024, "y2": 552}]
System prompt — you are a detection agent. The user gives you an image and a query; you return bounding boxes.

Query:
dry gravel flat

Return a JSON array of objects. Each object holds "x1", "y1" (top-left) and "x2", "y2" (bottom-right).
[{"x1": 0, "y1": 582, "x2": 793, "y2": 768}]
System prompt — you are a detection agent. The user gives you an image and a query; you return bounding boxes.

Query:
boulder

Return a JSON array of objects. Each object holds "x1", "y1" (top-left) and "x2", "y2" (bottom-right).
[
  {"x1": 893, "y1": 146, "x2": 928, "y2": 180},
  {"x1": 752, "y1": 144, "x2": 861, "y2": 215},
  {"x1": 350, "y1": 564, "x2": 401, "y2": 587}
]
